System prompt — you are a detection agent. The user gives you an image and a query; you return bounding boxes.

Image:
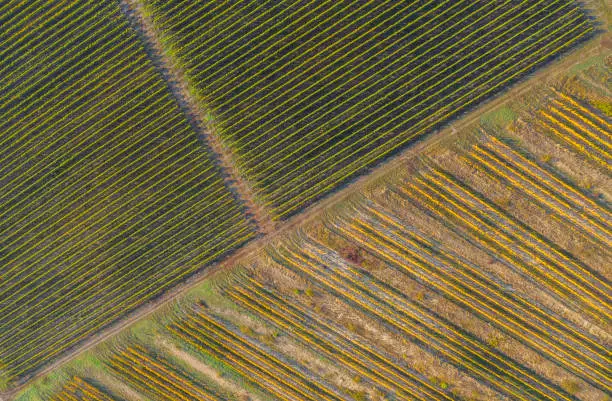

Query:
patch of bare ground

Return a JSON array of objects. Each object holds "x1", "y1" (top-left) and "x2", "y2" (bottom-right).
[
  {"x1": 432, "y1": 151, "x2": 611, "y2": 340},
  {"x1": 160, "y1": 340, "x2": 260, "y2": 401},
  {"x1": 437, "y1": 147, "x2": 611, "y2": 283},
  {"x1": 120, "y1": 0, "x2": 276, "y2": 235},
  {"x1": 379, "y1": 181, "x2": 611, "y2": 344},
  {"x1": 250, "y1": 254, "x2": 502, "y2": 401}
]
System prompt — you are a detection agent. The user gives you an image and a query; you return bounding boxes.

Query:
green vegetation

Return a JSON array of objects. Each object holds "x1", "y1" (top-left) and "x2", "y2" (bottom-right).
[
  {"x1": 143, "y1": 0, "x2": 593, "y2": 219},
  {"x1": 0, "y1": 0, "x2": 255, "y2": 386}
]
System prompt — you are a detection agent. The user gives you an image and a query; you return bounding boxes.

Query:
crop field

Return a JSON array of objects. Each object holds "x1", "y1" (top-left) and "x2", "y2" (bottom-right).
[
  {"x1": 0, "y1": 0, "x2": 256, "y2": 386},
  {"x1": 106, "y1": 345, "x2": 226, "y2": 400},
  {"x1": 142, "y1": 0, "x2": 594, "y2": 218},
  {"x1": 49, "y1": 377, "x2": 117, "y2": 401},
  {"x1": 168, "y1": 306, "x2": 353, "y2": 401},
  {"x1": 15, "y1": 76, "x2": 611, "y2": 401}
]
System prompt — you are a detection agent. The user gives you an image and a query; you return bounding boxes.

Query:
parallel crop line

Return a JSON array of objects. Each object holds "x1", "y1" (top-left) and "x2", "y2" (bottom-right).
[
  {"x1": 302, "y1": 240, "x2": 579, "y2": 401},
  {"x1": 551, "y1": 97, "x2": 611, "y2": 138},
  {"x1": 234, "y1": 0, "x2": 474, "y2": 163},
  {"x1": 314, "y1": 227, "x2": 592, "y2": 401},
  {"x1": 548, "y1": 104, "x2": 612, "y2": 151},
  {"x1": 272, "y1": 23, "x2": 592, "y2": 218},
  {"x1": 212, "y1": 0, "x2": 381, "y2": 126},
  {"x1": 0, "y1": 136, "x2": 208, "y2": 275},
  {"x1": 217, "y1": 0, "x2": 446, "y2": 141},
  {"x1": 174, "y1": 315, "x2": 322, "y2": 401},
  {"x1": 0, "y1": 0, "x2": 104, "y2": 76},
  {"x1": 398, "y1": 177, "x2": 608, "y2": 325},
  {"x1": 552, "y1": 89, "x2": 612, "y2": 132},
  {"x1": 339, "y1": 208, "x2": 610, "y2": 386},
  {"x1": 183, "y1": 0, "x2": 283, "y2": 70},
  {"x1": 539, "y1": 110, "x2": 612, "y2": 167},
  {"x1": 0, "y1": 1, "x2": 114, "y2": 91},
  {"x1": 362, "y1": 193, "x2": 609, "y2": 356},
  {"x1": 0, "y1": 190, "x2": 240, "y2": 351},
  {"x1": 158, "y1": 0, "x2": 211, "y2": 30},
  {"x1": 0, "y1": 105, "x2": 184, "y2": 235},
  {"x1": 262, "y1": 6, "x2": 579, "y2": 200},
  {"x1": 485, "y1": 135, "x2": 612, "y2": 228},
  {"x1": 73, "y1": 377, "x2": 116, "y2": 401},
  {"x1": 5, "y1": 225, "x2": 254, "y2": 378},
  {"x1": 275, "y1": 244, "x2": 535, "y2": 401},
  {"x1": 538, "y1": 117, "x2": 610, "y2": 169},
  {"x1": 0, "y1": 69, "x2": 163, "y2": 181},
  {"x1": 413, "y1": 173, "x2": 609, "y2": 316},
  {"x1": 192, "y1": 311, "x2": 345, "y2": 401},
  {"x1": 0, "y1": 69, "x2": 171, "y2": 224},
  {"x1": 109, "y1": 355, "x2": 193, "y2": 401},
  {"x1": 128, "y1": 345, "x2": 213, "y2": 399},
  {"x1": 0, "y1": 30, "x2": 141, "y2": 150},
  {"x1": 0, "y1": 26, "x2": 138, "y2": 138},
  {"x1": 161, "y1": 0, "x2": 245, "y2": 49},
  {"x1": 427, "y1": 165, "x2": 612, "y2": 303},
  {"x1": 470, "y1": 145, "x2": 612, "y2": 246},
  {"x1": 119, "y1": 347, "x2": 217, "y2": 401},
  {"x1": 0, "y1": 183, "x2": 232, "y2": 329},
  {"x1": 190, "y1": 0, "x2": 320, "y2": 89},
  {"x1": 168, "y1": 322, "x2": 294, "y2": 401},
  {"x1": 204, "y1": 0, "x2": 335, "y2": 100},
  {"x1": 231, "y1": 281, "x2": 453, "y2": 401},
  {"x1": 241, "y1": 0, "x2": 518, "y2": 179},
  {"x1": 0, "y1": 0, "x2": 63, "y2": 39}
]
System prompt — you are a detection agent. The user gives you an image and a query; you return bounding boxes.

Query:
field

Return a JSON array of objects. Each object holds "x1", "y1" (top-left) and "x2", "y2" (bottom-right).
[
  {"x1": 0, "y1": 0, "x2": 609, "y2": 399},
  {"x1": 48, "y1": 377, "x2": 117, "y2": 401},
  {"x1": 140, "y1": 0, "x2": 594, "y2": 219},
  {"x1": 12, "y1": 66, "x2": 611, "y2": 401},
  {"x1": 0, "y1": 0, "x2": 255, "y2": 387}
]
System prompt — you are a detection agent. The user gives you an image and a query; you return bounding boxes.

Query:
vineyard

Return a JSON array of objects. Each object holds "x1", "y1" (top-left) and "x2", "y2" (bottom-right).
[
  {"x1": 0, "y1": 0, "x2": 255, "y2": 386},
  {"x1": 168, "y1": 307, "x2": 351, "y2": 401},
  {"x1": 17, "y1": 82, "x2": 611, "y2": 401},
  {"x1": 49, "y1": 377, "x2": 118, "y2": 401},
  {"x1": 106, "y1": 345, "x2": 225, "y2": 401},
  {"x1": 1, "y1": 0, "x2": 609, "y2": 399},
  {"x1": 142, "y1": 0, "x2": 594, "y2": 218}
]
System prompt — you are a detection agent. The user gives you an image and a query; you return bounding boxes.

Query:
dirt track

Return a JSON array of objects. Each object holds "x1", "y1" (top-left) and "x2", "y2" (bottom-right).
[
  {"x1": 2, "y1": 4, "x2": 609, "y2": 400},
  {"x1": 120, "y1": 0, "x2": 276, "y2": 235}
]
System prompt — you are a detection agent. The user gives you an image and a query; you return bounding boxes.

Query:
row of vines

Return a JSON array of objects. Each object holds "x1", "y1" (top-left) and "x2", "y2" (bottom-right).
[
  {"x1": 0, "y1": 0, "x2": 255, "y2": 386},
  {"x1": 143, "y1": 0, "x2": 593, "y2": 218},
  {"x1": 35, "y1": 90, "x2": 610, "y2": 401}
]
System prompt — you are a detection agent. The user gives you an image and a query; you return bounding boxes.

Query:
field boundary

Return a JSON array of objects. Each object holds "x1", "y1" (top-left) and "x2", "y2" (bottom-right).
[{"x1": 2, "y1": 7, "x2": 608, "y2": 401}]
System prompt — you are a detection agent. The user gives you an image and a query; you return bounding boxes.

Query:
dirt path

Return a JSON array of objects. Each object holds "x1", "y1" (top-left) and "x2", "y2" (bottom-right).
[
  {"x1": 2, "y1": 10, "x2": 608, "y2": 401},
  {"x1": 120, "y1": 0, "x2": 276, "y2": 235}
]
